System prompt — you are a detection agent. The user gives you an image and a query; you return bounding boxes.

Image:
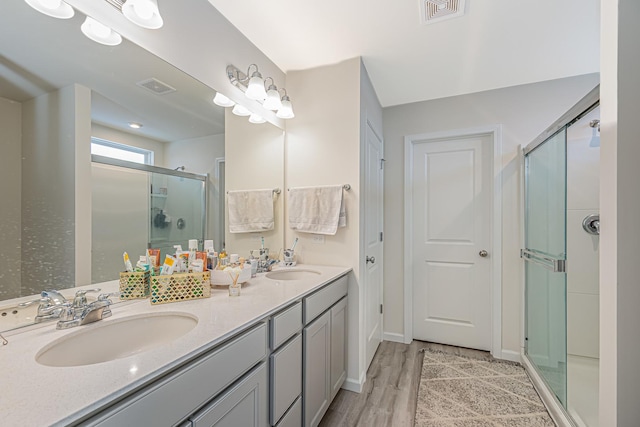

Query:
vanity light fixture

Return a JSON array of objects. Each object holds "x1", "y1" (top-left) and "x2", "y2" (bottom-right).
[
  {"x1": 248, "y1": 114, "x2": 266, "y2": 124},
  {"x1": 276, "y1": 89, "x2": 295, "y2": 119},
  {"x1": 213, "y1": 92, "x2": 236, "y2": 108},
  {"x1": 24, "y1": 0, "x2": 74, "y2": 19},
  {"x1": 262, "y1": 78, "x2": 282, "y2": 111},
  {"x1": 128, "y1": 122, "x2": 143, "y2": 129},
  {"x1": 81, "y1": 16, "x2": 122, "y2": 46},
  {"x1": 122, "y1": 0, "x2": 164, "y2": 29},
  {"x1": 226, "y1": 64, "x2": 294, "y2": 119},
  {"x1": 231, "y1": 104, "x2": 251, "y2": 117}
]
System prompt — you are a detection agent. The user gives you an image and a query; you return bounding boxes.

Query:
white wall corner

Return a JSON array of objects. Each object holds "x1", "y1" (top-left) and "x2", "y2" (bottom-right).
[
  {"x1": 342, "y1": 370, "x2": 367, "y2": 394},
  {"x1": 497, "y1": 349, "x2": 522, "y2": 363},
  {"x1": 383, "y1": 332, "x2": 406, "y2": 344}
]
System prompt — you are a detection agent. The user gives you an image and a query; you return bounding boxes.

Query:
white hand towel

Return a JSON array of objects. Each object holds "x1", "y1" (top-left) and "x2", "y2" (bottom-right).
[
  {"x1": 288, "y1": 185, "x2": 346, "y2": 235},
  {"x1": 228, "y1": 189, "x2": 275, "y2": 233}
]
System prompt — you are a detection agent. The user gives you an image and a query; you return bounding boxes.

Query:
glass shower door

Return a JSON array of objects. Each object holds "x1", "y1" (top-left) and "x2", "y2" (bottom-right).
[{"x1": 523, "y1": 128, "x2": 568, "y2": 406}]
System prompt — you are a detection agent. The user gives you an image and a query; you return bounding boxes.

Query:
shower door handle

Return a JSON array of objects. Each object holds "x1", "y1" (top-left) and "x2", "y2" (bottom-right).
[{"x1": 520, "y1": 249, "x2": 566, "y2": 273}]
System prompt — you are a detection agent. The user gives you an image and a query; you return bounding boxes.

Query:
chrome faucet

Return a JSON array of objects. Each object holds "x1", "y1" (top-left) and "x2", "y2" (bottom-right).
[
  {"x1": 56, "y1": 292, "x2": 115, "y2": 330},
  {"x1": 18, "y1": 288, "x2": 115, "y2": 329},
  {"x1": 18, "y1": 289, "x2": 70, "y2": 323}
]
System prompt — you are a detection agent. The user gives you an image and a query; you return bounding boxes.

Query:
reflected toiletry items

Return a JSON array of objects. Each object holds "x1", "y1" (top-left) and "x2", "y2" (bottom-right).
[
  {"x1": 160, "y1": 255, "x2": 176, "y2": 275},
  {"x1": 123, "y1": 252, "x2": 133, "y2": 272}
]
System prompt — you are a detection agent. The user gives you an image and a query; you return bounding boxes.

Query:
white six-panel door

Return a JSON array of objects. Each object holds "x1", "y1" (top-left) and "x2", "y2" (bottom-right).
[{"x1": 411, "y1": 134, "x2": 493, "y2": 351}]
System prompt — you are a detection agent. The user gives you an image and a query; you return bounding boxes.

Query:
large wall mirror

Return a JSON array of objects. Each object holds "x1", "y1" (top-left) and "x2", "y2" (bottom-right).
[{"x1": 0, "y1": 0, "x2": 284, "y2": 302}]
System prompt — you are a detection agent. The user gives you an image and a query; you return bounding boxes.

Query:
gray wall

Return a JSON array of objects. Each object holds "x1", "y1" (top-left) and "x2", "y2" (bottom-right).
[
  {"x1": 0, "y1": 97, "x2": 22, "y2": 299},
  {"x1": 21, "y1": 84, "x2": 92, "y2": 294},
  {"x1": 382, "y1": 73, "x2": 600, "y2": 354}
]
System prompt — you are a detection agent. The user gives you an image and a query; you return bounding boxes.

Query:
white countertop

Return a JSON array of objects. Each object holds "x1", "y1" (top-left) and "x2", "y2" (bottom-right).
[{"x1": 0, "y1": 265, "x2": 351, "y2": 426}]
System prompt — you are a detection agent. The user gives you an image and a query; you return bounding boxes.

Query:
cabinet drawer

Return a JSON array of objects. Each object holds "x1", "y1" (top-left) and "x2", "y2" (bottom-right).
[
  {"x1": 276, "y1": 397, "x2": 302, "y2": 427},
  {"x1": 86, "y1": 323, "x2": 268, "y2": 427},
  {"x1": 191, "y1": 362, "x2": 268, "y2": 427},
  {"x1": 270, "y1": 334, "x2": 302, "y2": 425},
  {"x1": 303, "y1": 275, "x2": 348, "y2": 324},
  {"x1": 270, "y1": 302, "x2": 302, "y2": 350}
]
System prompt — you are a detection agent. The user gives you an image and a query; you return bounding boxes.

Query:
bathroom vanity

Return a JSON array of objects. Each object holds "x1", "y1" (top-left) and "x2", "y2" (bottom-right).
[{"x1": 0, "y1": 265, "x2": 350, "y2": 427}]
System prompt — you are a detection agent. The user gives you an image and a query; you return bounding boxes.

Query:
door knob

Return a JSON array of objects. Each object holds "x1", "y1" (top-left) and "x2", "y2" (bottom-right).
[
  {"x1": 479, "y1": 250, "x2": 488, "y2": 258},
  {"x1": 366, "y1": 256, "x2": 376, "y2": 264}
]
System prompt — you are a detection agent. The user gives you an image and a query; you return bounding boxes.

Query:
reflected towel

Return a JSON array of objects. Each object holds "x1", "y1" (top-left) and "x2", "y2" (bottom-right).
[
  {"x1": 228, "y1": 189, "x2": 275, "y2": 233},
  {"x1": 288, "y1": 185, "x2": 346, "y2": 235}
]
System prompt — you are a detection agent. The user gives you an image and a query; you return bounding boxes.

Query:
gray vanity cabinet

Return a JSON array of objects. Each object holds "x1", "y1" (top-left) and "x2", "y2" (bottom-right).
[
  {"x1": 303, "y1": 310, "x2": 332, "y2": 427},
  {"x1": 303, "y1": 275, "x2": 348, "y2": 427},
  {"x1": 190, "y1": 362, "x2": 268, "y2": 427},
  {"x1": 269, "y1": 301, "x2": 303, "y2": 426}
]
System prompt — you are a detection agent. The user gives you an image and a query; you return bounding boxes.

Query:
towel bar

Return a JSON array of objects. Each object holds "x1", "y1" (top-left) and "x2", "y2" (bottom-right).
[
  {"x1": 226, "y1": 188, "x2": 281, "y2": 195},
  {"x1": 287, "y1": 184, "x2": 350, "y2": 191}
]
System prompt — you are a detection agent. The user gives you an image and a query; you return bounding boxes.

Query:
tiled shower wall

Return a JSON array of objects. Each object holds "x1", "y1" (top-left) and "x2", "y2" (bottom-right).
[{"x1": 566, "y1": 106, "x2": 600, "y2": 359}]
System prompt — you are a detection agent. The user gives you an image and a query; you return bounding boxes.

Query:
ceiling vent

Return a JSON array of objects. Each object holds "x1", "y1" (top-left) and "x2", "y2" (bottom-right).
[
  {"x1": 136, "y1": 78, "x2": 176, "y2": 95},
  {"x1": 420, "y1": 0, "x2": 466, "y2": 25}
]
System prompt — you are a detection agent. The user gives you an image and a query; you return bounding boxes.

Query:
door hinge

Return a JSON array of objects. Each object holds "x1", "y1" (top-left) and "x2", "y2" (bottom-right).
[
  {"x1": 380, "y1": 158, "x2": 386, "y2": 170},
  {"x1": 380, "y1": 304, "x2": 383, "y2": 314},
  {"x1": 380, "y1": 231, "x2": 383, "y2": 242}
]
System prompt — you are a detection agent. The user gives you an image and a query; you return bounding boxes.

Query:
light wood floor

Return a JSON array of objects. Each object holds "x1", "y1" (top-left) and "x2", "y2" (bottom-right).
[{"x1": 319, "y1": 340, "x2": 492, "y2": 427}]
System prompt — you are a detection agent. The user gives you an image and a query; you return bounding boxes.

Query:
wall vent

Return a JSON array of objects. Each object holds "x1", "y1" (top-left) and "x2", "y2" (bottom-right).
[
  {"x1": 420, "y1": 0, "x2": 466, "y2": 25},
  {"x1": 136, "y1": 78, "x2": 177, "y2": 95}
]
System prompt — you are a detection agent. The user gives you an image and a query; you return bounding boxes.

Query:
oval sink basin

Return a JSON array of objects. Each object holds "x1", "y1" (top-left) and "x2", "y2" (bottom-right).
[
  {"x1": 36, "y1": 312, "x2": 198, "y2": 367},
  {"x1": 265, "y1": 269, "x2": 322, "y2": 281}
]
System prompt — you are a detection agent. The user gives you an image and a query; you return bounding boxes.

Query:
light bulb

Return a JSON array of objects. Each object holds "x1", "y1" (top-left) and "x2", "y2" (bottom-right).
[
  {"x1": 232, "y1": 104, "x2": 251, "y2": 117},
  {"x1": 133, "y1": 1, "x2": 154, "y2": 20},
  {"x1": 81, "y1": 16, "x2": 122, "y2": 46},
  {"x1": 213, "y1": 93, "x2": 235, "y2": 108},
  {"x1": 91, "y1": 20, "x2": 111, "y2": 38},
  {"x1": 263, "y1": 87, "x2": 282, "y2": 111},
  {"x1": 249, "y1": 114, "x2": 266, "y2": 124},
  {"x1": 276, "y1": 97, "x2": 295, "y2": 119},
  {"x1": 122, "y1": 0, "x2": 163, "y2": 29},
  {"x1": 41, "y1": 0, "x2": 61, "y2": 8},
  {"x1": 24, "y1": 0, "x2": 74, "y2": 19},
  {"x1": 245, "y1": 72, "x2": 267, "y2": 101}
]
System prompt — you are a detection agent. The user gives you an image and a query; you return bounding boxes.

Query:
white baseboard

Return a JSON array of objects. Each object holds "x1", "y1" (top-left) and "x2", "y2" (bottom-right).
[
  {"x1": 496, "y1": 349, "x2": 522, "y2": 363},
  {"x1": 383, "y1": 332, "x2": 406, "y2": 343},
  {"x1": 342, "y1": 371, "x2": 366, "y2": 393}
]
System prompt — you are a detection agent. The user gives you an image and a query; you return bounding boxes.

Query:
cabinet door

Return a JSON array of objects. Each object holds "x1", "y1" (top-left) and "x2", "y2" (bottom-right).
[
  {"x1": 270, "y1": 334, "x2": 302, "y2": 425},
  {"x1": 330, "y1": 297, "x2": 347, "y2": 400},
  {"x1": 276, "y1": 397, "x2": 302, "y2": 427},
  {"x1": 303, "y1": 311, "x2": 331, "y2": 427},
  {"x1": 191, "y1": 362, "x2": 268, "y2": 427}
]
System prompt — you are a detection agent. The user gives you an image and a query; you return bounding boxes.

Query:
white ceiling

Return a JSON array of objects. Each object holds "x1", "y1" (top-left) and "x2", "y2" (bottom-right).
[{"x1": 207, "y1": 0, "x2": 601, "y2": 107}]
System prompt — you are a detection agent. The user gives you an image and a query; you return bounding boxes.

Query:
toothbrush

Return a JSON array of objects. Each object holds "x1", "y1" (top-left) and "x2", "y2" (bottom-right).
[{"x1": 291, "y1": 237, "x2": 298, "y2": 251}]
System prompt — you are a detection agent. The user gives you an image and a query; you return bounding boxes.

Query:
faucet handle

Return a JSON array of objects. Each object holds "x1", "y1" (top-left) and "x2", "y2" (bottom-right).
[
  {"x1": 98, "y1": 292, "x2": 119, "y2": 303},
  {"x1": 41, "y1": 289, "x2": 67, "y2": 306},
  {"x1": 73, "y1": 288, "x2": 101, "y2": 308},
  {"x1": 57, "y1": 302, "x2": 75, "y2": 322},
  {"x1": 17, "y1": 297, "x2": 51, "y2": 308}
]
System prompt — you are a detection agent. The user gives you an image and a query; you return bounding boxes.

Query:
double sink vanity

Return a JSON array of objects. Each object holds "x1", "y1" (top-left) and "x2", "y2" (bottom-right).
[{"x1": 1, "y1": 265, "x2": 351, "y2": 427}]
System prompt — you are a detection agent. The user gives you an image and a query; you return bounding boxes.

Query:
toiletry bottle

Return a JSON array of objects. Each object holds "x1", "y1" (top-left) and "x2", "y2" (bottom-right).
[
  {"x1": 204, "y1": 240, "x2": 215, "y2": 269},
  {"x1": 219, "y1": 246, "x2": 228, "y2": 267},
  {"x1": 188, "y1": 239, "x2": 198, "y2": 268}
]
